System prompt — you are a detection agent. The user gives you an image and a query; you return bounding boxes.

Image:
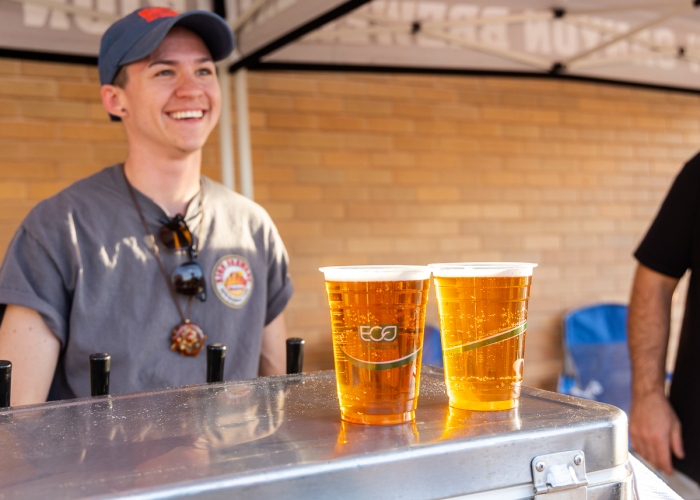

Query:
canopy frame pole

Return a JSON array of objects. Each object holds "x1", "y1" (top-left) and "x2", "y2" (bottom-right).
[
  {"x1": 235, "y1": 68, "x2": 254, "y2": 200},
  {"x1": 217, "y1": 63, "x2": 235, "y2": 191},
  {"x1": 224, "y1": 0, "x2": 269, "y2": 200},
  {"x1": 563, "y1": 16, "x2": 686, "y2": 67},
  {"x1": 565, "y1": 2, "x2": 689, "y2": 16},
  {"x1": 561, "y1": 6, "x2": 693, "y2": 67},
  {"x1": 419, "y1": 28, "x2": 552, "y2": 70},
  {"x1": 339, "y1": 13, "x2": 550, "y2": 70},
  {"x1": 4, "y1": 0, "x2": 119, "y2": 21},
  {"x1": 307, "y1": 26, "x2": 425, "y2": 40},
  {"x1": 353, "y1": 10, "x2": 554, "y2": 27},
  {"x1": 230, "y1": 0, "x2": 268, "y2": 32},
  {"x1": 570, "y1": 51, "x2": 700, "y2": 69},
  {"x1": 221, "y1": 0, "x2": 267, "y2": 199}
]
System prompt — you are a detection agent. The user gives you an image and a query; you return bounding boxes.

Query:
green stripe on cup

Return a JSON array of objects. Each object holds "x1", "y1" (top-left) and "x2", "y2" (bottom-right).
[
  {"x1": 339, "y1": 346, "x2": 422, "y2": 371},
  {"x1": 443, "y1": 321, "x2": 527, "y2": 356}
]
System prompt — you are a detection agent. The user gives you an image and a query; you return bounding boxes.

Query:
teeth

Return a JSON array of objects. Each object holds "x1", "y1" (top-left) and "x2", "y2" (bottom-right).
[{"x1": 170, "y1": 110, "x2": 203, "y2": 120}]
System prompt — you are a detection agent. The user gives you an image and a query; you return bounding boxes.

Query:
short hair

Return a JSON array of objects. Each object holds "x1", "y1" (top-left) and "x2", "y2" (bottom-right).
[{"x1": 112, "y1": 66, "x2": 128, "y2": 88}]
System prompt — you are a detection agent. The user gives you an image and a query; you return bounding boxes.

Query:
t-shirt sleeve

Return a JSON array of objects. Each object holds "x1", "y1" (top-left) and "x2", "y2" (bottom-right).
[
  {"x1": 262, "y1": 218, "x2": 294, "y2": 326},
  {"x1": 634, "y1": 154, "x2": 700, "y2": 279},
  {"x1": 0, "y1": 221, "x2": 70, "y2": 346}
]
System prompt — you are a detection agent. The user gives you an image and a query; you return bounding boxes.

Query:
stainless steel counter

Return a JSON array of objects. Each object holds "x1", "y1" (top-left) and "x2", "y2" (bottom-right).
[{"x1": 0, "y1": 367, "x2": 664, "y2": 499}]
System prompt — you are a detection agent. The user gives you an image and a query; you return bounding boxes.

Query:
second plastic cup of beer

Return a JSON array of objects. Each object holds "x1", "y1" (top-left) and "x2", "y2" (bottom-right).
[
  {"x1": 428, "y1": 262, "x2": 537, "y2": 411},
  {"x1": 320, "y1": 265, "x2": 431, "y2": 425}
]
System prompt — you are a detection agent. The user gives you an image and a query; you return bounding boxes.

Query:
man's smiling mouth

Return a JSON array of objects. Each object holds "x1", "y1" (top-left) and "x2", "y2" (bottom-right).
[{"x1": 169, "y1": 110, "x2": 204, "y2": 120}]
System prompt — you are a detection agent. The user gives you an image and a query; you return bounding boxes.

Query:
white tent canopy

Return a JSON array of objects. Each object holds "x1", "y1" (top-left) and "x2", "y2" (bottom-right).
[
  {"x1": 0, "y1": 0, "x2": 211, "y2": 57},
  {"x1": 230, "y1": 0, "x2": 700, "y2": 93},
  {"x1": 3, "y1": 0, "x2": 700, "y2": 197}
]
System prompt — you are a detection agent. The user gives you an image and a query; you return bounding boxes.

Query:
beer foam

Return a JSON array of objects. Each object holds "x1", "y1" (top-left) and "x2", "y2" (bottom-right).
[
  {"x1": 428, "y1": 262, "x2": 537, "y2": 278},
  {"x1": 319, "y1": 265, "x2": 431, "y2": 282}
]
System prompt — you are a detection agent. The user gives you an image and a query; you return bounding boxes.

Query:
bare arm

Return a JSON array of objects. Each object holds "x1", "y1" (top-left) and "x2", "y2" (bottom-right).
[
  {"x1": 628, "y1": 263, "x2": 684, "y2": 474},
  {"x1": 258, "y1": 312, "x2": 287, "y2": 377},
  {"x1": 0, "y1": 305, "x2": 60, "y2": 406}
]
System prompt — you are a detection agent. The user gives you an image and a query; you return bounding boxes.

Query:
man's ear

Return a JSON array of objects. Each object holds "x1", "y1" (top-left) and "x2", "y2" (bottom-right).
[{"x1": 100, "y1": 84, "x2": 128, "y2": 120}]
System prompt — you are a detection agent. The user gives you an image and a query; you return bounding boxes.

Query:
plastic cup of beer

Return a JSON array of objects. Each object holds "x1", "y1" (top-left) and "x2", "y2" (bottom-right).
[
  {"x1": 320, "y1": 265, "x2": 432, "y2": 425},
  {"x1": 428, "y1": 262, "x2": 537, "y2": 411}
]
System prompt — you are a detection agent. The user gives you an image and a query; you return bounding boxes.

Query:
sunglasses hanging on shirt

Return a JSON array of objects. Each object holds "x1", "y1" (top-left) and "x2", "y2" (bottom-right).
[
  {"x1": 158, "y1": 214, "x2": 207, "y2": 302},
  {"x1": 124, "y1": 168, "x2": 208, "y2": 357}
]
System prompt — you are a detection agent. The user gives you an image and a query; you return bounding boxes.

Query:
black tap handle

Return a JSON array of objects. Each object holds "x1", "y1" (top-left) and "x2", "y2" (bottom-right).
[
  {"x1": 207, "y1": 344, "x2": 226, "y2": 383},
  {"x1": 286, "y1": 338, "x2": 305, "y2": 375},
  {"x1": 89, "y1": 353, "x2": 111, "y2": 397},
  {"x1": 0, "y1": 360, "x2": 11, "y2": 408}
]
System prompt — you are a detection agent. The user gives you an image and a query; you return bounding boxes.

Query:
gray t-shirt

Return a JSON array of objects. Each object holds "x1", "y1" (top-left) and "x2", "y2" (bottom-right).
[{"x1": 0, "y1": 165, "x2": 294, "y2": 400}]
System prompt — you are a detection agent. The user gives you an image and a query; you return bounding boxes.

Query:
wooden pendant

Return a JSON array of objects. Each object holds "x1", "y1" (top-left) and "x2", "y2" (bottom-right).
[{"x1": 170, "y1": 321, "x2": 207, "y2": 357}]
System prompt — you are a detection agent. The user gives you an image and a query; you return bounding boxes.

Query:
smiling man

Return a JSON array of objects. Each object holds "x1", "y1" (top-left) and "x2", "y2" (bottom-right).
[{"x1": 0, "y1": 7, "x2": 294, "y2": 405}]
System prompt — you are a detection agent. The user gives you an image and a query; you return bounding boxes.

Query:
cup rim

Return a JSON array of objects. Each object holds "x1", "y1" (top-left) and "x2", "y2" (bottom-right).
[
  {"x1": 319, "y1": 265, "x2": 431, "y2": 281},
  {"x1": 427, "y1": 262, "x2": 538, "y2": 277}
]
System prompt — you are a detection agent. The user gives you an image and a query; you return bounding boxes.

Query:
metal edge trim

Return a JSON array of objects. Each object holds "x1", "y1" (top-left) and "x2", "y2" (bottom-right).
[{"x1": 444, "y1": 462, "x2": 631, "y2": 499}]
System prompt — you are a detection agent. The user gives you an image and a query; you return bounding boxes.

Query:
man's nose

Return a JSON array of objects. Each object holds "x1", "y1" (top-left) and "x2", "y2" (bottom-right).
[{"x1": 175, "y1": 72, "x2": 204, "y2": 97}]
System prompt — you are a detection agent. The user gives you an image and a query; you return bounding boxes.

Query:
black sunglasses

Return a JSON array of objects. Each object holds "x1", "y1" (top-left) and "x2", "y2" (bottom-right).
[{"x1": 158, "y1": 214, "x2": 206, "y2": 302}]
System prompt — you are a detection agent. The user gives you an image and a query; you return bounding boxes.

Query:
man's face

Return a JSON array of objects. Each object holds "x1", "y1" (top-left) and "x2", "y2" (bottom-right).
[{"x1": 118, "y1": 27, "x2": 221, "y2": 159}]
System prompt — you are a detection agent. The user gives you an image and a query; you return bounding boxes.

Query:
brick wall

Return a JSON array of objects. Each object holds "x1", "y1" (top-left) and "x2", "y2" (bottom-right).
[{"x1": 0, "y1": 58, "x2": 696, "y2": 390}]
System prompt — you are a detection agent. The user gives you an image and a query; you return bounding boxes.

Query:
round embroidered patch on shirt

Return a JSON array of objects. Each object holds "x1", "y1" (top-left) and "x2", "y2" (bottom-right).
[{"x1": 213, "y1": 255, "x2": 254, "y2": 308}]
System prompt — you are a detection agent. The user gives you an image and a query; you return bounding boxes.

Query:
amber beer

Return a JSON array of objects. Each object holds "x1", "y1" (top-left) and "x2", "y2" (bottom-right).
[
  {"x1": 429, "y1": 263, "x2": 537, "y2": 411},
  {"x1": 320, "y1": 266, "x2": 431, "y2": 425}
]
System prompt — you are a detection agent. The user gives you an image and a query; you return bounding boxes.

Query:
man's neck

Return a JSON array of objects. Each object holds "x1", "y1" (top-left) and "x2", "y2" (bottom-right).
[{"x1": 123, "y1": 151, "x2": 202, "y2": 216}]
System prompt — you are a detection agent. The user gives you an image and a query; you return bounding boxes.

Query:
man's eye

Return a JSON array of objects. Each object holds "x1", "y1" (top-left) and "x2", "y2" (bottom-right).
[
  {"x1": 197, "y1": 68, "x2": 214, "y2": 75},
  {"x1": 156, "y1": 69, "x2": 174, "y2": 76}
]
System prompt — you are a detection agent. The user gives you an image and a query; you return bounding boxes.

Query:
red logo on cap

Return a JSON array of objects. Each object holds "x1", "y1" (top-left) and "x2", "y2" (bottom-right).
[{"x1": 138, "y1": 7, "x2": 179, "y2": 22}]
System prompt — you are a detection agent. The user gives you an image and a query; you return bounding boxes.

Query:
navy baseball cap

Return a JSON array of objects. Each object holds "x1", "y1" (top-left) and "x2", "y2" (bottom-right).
[{"x1": 98, "y1": 6, "x2": 235, "y2": 86}]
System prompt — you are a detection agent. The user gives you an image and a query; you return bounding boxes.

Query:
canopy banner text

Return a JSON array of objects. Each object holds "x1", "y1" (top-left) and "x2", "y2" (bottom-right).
[
  {"x1": 0, "y1": 0, "x2": 212, "y2": 57},
  {"x1": 262, "y1": 0, "x2": 700, "y2": 91}
]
